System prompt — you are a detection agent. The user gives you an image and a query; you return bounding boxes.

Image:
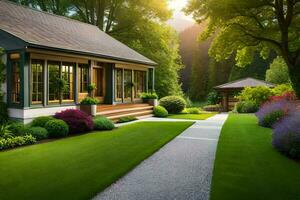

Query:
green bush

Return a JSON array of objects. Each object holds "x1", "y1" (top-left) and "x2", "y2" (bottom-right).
[
  {"x1": 236, "y1": 101, "x2": 259, "y2": 113},
  {"x1": 272, "y1": 84, "x2": 294, "y2": 96},
  {"x1": 27, "y1": 127, "x2": 48, "y2": 140},
  {"x1": 8, "y1": 122, "x2": 30, "y2": 136},
  {"x1": 117, "y1": 116, "x2": 137, "y2": 123},
  {"x1": 203, "y1": 104, "x2": 221, "y2": 112},
  {"x1": 0, "y1": 123, "x2": 14, "y2": 139},
  {"x1": 154, "y1": 106, "x2": 168, "y2": 117},
  {"x1": 140, "y1": 92, "x2": 158, "y2": 99},
  {"x1": 80, "y1": 97, "x2": 99, "y2": 105},
  {"x1": 207, "y1": 91, "x2": 222, "y2": 105},
  {"x1": 0, "y1": 135, "x2": 36, "y2": 150},
  {"x1": 93, "y1": 117, "x2": 115, "y2": 130},
  {"x1": 45, "y1": 119, "x2": 69, "y2": 138},
  {"x1": 262, "y1": 110, "x2": 285, "y2": 128},
  {"x1": 159, "y1": 96, "x2": 186, "y2": 114},
  {"x1": 31, "y1": 116, "x2": 54, "y2": 128},
  {"x1": 186, "y1": 107, "x2": 200, "y2": 114},
  {"x1": 237, "y1": 86, "x2": 274, "y2": 105},
  {"x1": 0, "y1": 102, "x2": 8, "y2": 124}
]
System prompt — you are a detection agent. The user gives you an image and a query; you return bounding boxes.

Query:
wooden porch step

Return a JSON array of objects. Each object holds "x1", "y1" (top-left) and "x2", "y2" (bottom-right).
[
  {"x1": 98, "y1": 106, "x2": 153, "y2": 116},
  {"x1": 106, "y1": 110, "x2": 154, "y2": 120}
]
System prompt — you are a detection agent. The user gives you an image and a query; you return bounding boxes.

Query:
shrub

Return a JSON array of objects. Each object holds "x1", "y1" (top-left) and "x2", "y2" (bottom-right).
[
  {"x1": 31, "y1": 116, "x2": 54, "y2": 128},
  {"x1": 117, "y1": 116, "x2": 137, "y2": 123},
  {"x1": 80, "y1": 97, "x2": 99, "y2": 105},
  {"x1": 159, "y1": 96, "x2": 186, "y2": 114},
  {"x1": 93, "y1": 117, "x2": 115, "y2": 130},
  {"x1": 235, "y1": 101, "x2": 259, "y2": 113},
  {"x1": 45, "y1": 119, "x2": 69, "y2": 138},
  {"x1": 255, "y1": 100, "x2": 294, "y2": 127},
  {"x1": 0, "y1": 123, "x2": 14, "y2": 139},
  {"x1": 8, "y1": 122, "x2": 30, "y2": 136},
  {"x1": 207, "y1": 91, "x2": 222, "y2": 105},
  {"x1": 0, "y1": 102, "x2": 8, "y2": 124},
  {"x1": 186, "y1": 107, "x2": 200, "y2": 114},
  {"x1": 237, "y1": 86, "x2": 274, "y2": 106},
  {"x1": 154, "y1": 106, "x2": 168, "y2": 117},
  {"x1": 0, "y1": 135, "x2": 36, "y2": 150},
  {"x1": 262, "y1": 110, "x2": 285, "y2": 128},
  {"x1": 27, "y1": 127, "x2": 48, "y2": 140},
  {"x1": 54, "y1": 109, "x2": 93, "y2": 134},
  {"x1": 268, "y1": 91, "x2": 297, "y2": 102},
  {"x1": 273, "y1": 111, "x2": 300, "y2": 158},
  {"x1": 203, "y1": 104, "x2": 221, "y2": 112},
  {"x1": 140, "y1": 92, "x2": 158, "y2": 99},
  {"x1": 272, "y1": 84, "x2": 294, "y2": 96}
]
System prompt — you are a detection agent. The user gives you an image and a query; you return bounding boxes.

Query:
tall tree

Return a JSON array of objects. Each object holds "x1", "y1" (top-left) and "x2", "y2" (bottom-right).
[
  {"x1": 266, "y1": 56, "x2": 291, "y2": 84},
  {"x1": 185, "y1": 0, "x2": 300, "y2": 97}
]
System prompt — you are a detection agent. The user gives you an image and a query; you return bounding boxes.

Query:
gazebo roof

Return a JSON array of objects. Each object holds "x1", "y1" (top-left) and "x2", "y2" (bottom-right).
[{"x1": 214, "y1": 77, "x2": 275, "y2": 90}]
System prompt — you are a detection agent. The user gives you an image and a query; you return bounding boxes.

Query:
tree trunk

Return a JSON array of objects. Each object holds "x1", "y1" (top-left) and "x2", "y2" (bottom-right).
[{"x1": 289, "y1": 66, "x2": 300, "y2": 99}]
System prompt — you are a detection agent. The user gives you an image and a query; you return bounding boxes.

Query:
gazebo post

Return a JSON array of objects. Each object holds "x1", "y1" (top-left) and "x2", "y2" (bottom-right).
[{"x1": 221, "y1": 91, "x2": 229, "y2": 112}]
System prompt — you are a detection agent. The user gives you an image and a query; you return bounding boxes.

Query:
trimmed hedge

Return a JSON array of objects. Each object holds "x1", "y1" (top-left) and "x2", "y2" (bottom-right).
[
  {"x1": 154, "y1": 106, "x2": 168, "y2": 117},
  {"x1": 159, "y1": 96, "x2": 186, "y2": 114},
  {"x1": 45, "y1": 119, "x2": 69, "y2": 138},
  {"x1": 235, "y1": 101, "x2": 259, "y2": 113},
  {"x1": 31, "y1": 116, "x2": 54, "y2": 128},
  {"x1": 27, "y1": 127, "x2": 48, "y2": 140},
  {"x1": 186, "y1": 107, "x2": 200, "y2": 114},
  {"x1": 0, "y1": 135, "x2": 36, "y2": 150},
  {"x1": 93, "y1": 117, "x2": 115, "y2": 130}
]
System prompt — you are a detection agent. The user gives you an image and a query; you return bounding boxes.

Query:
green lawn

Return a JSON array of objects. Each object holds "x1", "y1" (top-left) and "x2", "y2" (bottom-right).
[
  {"x1": 167, "y1": 113, "x2": 216, "y2": 120},
  {"x1": 211, "y1": 114, "x2": 300, "y2": 200},
  {"x1": 0, "y1": 122, "x2": 193, "y2": 200}
]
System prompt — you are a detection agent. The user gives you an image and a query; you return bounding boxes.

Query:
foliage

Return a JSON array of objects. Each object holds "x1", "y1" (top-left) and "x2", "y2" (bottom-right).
[
  {"x1": 93, "y1": 117, "x2": 115, "y2": 130},
  {"x1": 140, "y1": 92, "x2": 158, "y2": 100},
  {"x1": 45, "y1": 119, "x2": 69, "y2": 138},
  {"x1": 255, "y1": 100, "x2": 294, "y2": 128},
  {"x1": 80, "y1": 97, "x2": 99, "y2": 105},
  {"x1": 186, "y1": 107, "x2": 201, "y2": 114},
  {"x1": 117, "y1": 116, "x2": 138, "y2": 124},
  {"x1": 153, "y1": 106, "x2": 168, "y2": 118},
  {"x1": 272, "y1": 84, "x2": 294, "y2": 96},
  {"x1": 273, "y1": 111, "x2": 300, "y2": 158},
  {"x1": 185, "y1": 0, "x2": 300, "y2": 98},
  {"x1": 27, "y1": 127, "x2": 48, "y2": 141},
  {"x1": 266, "y1": 57, "x2": 291, "y2": 84},
  {"x1": 237, "y1": 86, "x2": 273, "y2": 106},
  {"x1": 0, "y1": 135, "x2": 36, "y2": 150},
  {"x1": 207, "y1": 91, "x2": 222, "y2": 105},
  {"x1": 203, "y1": 104, "x2": 221, "y2": 112},
  {"x1": 0, "y1": 102, "x2": 8, "y2": 124},
  {"x1": 235, "y1": 101, "x2": 259, "y2": 113},
  {"x1": 87, "y1": 84, "x2": 96, "y2": 97},
  {"x1": 0, "y1": 124, "x2": 14, "y2": 139},
  {"x1": 31, "y1": 116, "x2": 55, "y2": 128},
  {"x1": 8, "y1": 122, "x2": 30, "y2": 136},
  {"x1": 262, "y1": 111, "x2": 285, "y2": 128},
  {"x1": 268, "y1": 92, "x2": 297, "y2": 102},
  {"x1": 159, "y1": 96, "x2": 186, "y2": 114},
  {"x1": 54, "y1": 109, "x2": 93, "y2": 134}
]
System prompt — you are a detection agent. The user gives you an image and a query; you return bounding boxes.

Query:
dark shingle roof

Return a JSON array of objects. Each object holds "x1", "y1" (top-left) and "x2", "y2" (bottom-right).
[
  {"x1": 214, "y1": 77, "x2": 275, "y2": 90},
  {"x1": 0, "y1": 0, "x2": 156, "y2": 66}
]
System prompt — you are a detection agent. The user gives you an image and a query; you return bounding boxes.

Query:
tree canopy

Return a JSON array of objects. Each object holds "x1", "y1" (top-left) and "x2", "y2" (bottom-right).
[{"x1": 185, "y1": 0, "x2": 300, "y2": 97}]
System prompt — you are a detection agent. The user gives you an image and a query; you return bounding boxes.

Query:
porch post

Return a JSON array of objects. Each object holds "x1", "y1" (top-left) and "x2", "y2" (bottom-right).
[
  {"x1": 152, "y1": 67, "x2": 155, "y2": 91},
  {"x1": 22, "y1": 51, "x2": 29, "y2": 108},
  {"x1": 74, "y1": 62, "x2": 79, "y2": 104}
]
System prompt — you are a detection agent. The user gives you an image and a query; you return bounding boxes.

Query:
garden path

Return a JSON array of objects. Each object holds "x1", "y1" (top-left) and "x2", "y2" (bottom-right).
[{"x1": 93, "y1": 114, "x2": 228, "y2": 200}]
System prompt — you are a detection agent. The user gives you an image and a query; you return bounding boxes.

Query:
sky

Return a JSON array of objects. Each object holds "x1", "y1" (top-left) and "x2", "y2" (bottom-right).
[{"x1": 168, "y1": 0, "x2": 193, "y2": 21}]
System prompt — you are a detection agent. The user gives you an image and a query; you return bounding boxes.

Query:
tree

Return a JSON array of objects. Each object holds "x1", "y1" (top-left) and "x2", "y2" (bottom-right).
[
  {"x1": 185, "y1": 0, "x2": 300, "y2": 97},
  {"x1": 266, "y1": 56, "x2": 291, "y2": 84}
]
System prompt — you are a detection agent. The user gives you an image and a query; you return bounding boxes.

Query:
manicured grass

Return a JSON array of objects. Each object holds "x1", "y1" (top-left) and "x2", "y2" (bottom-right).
[
  {"x1": 0, "y1": 122, "x2": 193, "y2": 200},
  {"x1": 167, "y1": 113, "x2": 216, "y2": 120},
  {"x1": 211, "y1": 114, "x2": 300, "y2": 200}
]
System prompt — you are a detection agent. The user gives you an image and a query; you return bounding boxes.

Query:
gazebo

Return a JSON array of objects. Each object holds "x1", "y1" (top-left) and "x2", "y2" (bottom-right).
[{"x1": 214, "y1": 78, "x2": 275, "y2": 112}]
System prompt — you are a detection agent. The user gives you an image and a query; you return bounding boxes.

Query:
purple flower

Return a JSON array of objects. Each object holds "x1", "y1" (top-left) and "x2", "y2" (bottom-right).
[{"x1": 272, "y1": 111, "x2": 300, "y2": 158}]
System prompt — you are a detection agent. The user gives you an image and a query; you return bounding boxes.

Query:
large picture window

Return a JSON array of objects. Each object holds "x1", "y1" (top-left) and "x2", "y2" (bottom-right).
[
  {"x1": 11, "y1": 60, "x2": 21, "y2": 104},
  {"x1": 115, "y1": 68, "x2": 123, "y2": 101},
  {"x1": 134, "y1": 70, "x2": 146, "y2": 98},
  {"x1": 61, "y1": 63, "x2": 74, "y2": 102},
  {"x1": 78, "y1": 64, "x2": 89, "y2": 93},
  {"x1": 31, "y1": 60, "x2": 44, "y2": 104},
  {"x1": 48, "y1": 62, "x2": 60, "y2": 103}
]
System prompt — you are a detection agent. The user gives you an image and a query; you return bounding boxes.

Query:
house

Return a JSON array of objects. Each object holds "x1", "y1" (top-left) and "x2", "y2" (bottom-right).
[
  {"x1": 0, "y1": 0, "x2": 156, "y2": 122},
  {"x1": 214, "y1": 77, "x2": 275, "y2": 111}
]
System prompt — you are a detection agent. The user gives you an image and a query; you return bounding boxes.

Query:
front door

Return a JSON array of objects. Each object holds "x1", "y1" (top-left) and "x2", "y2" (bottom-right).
[{"x1": 93, "y1": 67, "x2": 105, "y2": 102}]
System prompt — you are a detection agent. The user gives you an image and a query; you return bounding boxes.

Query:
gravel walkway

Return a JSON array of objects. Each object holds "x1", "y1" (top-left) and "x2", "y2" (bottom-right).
[{"x1": 93, "y1": 114, "x2": 228, "y2": 200}]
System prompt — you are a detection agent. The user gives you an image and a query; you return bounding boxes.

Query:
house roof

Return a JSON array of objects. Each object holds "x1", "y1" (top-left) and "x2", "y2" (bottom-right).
[
  {"x1": 0, "y1": 0, "x2": 156, "y2": 66},
  {"x1": 214, "y1": 77, "x2": 275, "y2": 90}
]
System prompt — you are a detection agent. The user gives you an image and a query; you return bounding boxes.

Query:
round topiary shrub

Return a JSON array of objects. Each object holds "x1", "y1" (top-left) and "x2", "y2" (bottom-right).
[
  {"x1": 45, "y1": 119, "x2": 69, "y2": 138},
  {"x1": 154, "y1": 106, "x2": 168, "y2": 118},
  {"x1": 273, "y1": 111, "x2": 300, "y2": 158},
  {"x1": 235, "y1": 101, "x2": 259, "y2": 113},
  {"x1": 27, "y1": 127, "x2": 48, "y2": 140},
  {"x1": 159, "y1": 96, "x2": 186, "y2": 114},
  {"x1": 93, "y1": 117, "x2": 115, "y2": 130},
  {"x1": 54, "y1": 109, "x2": 93, "y2": 134},
  {"x1": 31, "y1": 116, "x2": 54, "y2": 128}
]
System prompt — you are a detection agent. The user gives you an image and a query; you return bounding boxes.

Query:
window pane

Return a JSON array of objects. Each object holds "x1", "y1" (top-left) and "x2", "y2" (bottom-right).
[
  {"x1": 48, "y1": 62, "x2": 60, "y2": 103},
  {"x1": 124, "y1": 70, "x2": 132, "y2": 101},
  {"x1": 31, "y1": 60, "x2": 44, "y2": 104},
  {"x1": 79, "y1": 64, "x2": 89, "y2": 93},
  {"x1": 62, "y1": 63, "x2": 74, "y2": 101},
  {"x1": 115, "y1": 69, "x2": 123, "y2": 101},
  {"x1": 11, "y1": 61, "x2": 21, "y2": 104},
  {"x1": 134, "y1": 70, "x2": 146, "y2": 98}
]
